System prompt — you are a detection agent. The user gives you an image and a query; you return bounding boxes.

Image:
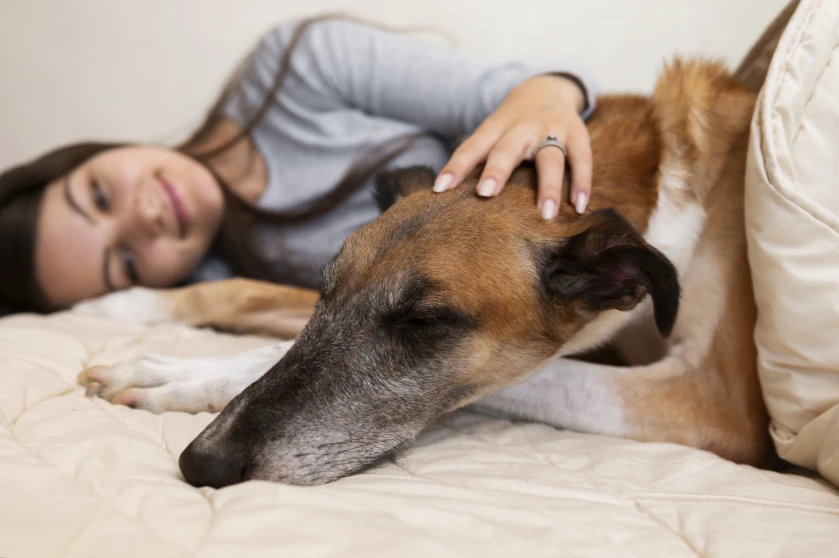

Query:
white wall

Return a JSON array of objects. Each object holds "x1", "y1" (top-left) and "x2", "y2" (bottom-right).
[{"x1": 0, "y1": 0, "x2": 789, "y2": 167}]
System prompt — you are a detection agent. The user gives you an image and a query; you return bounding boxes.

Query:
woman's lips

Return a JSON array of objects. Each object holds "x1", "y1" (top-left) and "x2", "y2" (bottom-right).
[{"x1": 157, "y1": 173, "x2": 189, "y2": 238}]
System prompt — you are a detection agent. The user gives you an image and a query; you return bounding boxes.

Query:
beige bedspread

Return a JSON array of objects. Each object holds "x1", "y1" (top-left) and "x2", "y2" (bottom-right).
[{"x1": 1, "y1": 312, "x2": 837, "y2": 557}]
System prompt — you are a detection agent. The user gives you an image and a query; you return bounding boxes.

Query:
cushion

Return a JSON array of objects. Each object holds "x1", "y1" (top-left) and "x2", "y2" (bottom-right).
[
  {"x1": 734, "y1": 0, "x2": 801, "y2": 92},
  {"x1": 745, "y1": 0, "x2": 839, "y2": 486}
]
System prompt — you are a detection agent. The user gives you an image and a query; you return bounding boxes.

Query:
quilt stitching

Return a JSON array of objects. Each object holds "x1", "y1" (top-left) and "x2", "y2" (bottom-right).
[
  {"x1": 1, "y1": 399, "x2": 193, "y2": 556},
  {"x1": 4, "y1": 318, "x2": 839, "y2": 557},
  {"x1": 428, "y1": 419, "x2": 704, "y2": 554}
]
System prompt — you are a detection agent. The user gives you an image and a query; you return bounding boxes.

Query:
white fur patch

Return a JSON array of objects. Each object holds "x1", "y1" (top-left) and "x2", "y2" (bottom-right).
[
  {"x1": 78, "y1": 342, "x2": 293, "y2": 413},
  {"x1": 71, "y1": 287, "x2": 173, "y2": 325},
  {"x1": 644, "y1": 166, "x2": 706, "y2": 276},
  {"x1": 555, "y1": 165, "x2": 706, "y2": 359},
  {"x1": 475, "y1": 356, "x2": 627, "y2": 437}
]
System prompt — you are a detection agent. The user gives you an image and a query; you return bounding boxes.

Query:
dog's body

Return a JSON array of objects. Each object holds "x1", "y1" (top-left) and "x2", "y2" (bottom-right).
[{"x1": 77, "y1": 59, "x2": 768, "y2": 486}]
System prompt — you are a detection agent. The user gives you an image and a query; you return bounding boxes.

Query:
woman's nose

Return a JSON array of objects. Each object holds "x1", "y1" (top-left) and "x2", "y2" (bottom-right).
[{"x1": 130, "y1": 186, "x2": 166, "y2": 239}]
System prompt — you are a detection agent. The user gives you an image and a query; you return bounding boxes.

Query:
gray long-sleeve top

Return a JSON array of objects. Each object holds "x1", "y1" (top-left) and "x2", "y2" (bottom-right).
[{"x1": 193, "y1": 19, "x2": 597, "y2": 288}]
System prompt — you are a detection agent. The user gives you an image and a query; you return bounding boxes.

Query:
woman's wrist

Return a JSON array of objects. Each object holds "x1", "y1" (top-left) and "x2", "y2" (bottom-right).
[{"x1": 527, "y1": 74, "x2": 587, "y2": 114}]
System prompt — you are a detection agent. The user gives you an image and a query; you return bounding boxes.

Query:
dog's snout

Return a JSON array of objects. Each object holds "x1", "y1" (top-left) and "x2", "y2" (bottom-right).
[{"x1": 179, "y1": 441, "x2": 245, "y2": 488}]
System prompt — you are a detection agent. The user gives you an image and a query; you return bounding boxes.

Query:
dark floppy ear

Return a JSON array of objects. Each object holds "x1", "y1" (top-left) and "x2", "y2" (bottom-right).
[
  {"x1": 543, "y1": 208, "x2": 681, "y2": 336},
  {"x1": 374, "y1": 166, "x2": 437, "y2": 212}
]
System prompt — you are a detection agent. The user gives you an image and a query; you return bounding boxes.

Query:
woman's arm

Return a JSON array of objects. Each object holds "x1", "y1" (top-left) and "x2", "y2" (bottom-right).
[
  {"x1": 262, "y1": 19, "x2": 596, "y2": 134},
  {"x1": 238, "y1": 18, "x2": 597, "y2": 215}
]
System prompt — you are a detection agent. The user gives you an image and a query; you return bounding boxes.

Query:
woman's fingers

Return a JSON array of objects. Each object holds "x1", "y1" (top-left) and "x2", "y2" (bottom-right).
[
  {"x1": 435, "y1": 74, "x2": 593, "y2": 213},
  {"x1": 566, "y1": 124, "x2": 593, "y2": 214},
  {"x1": 534, "y1": 138, "x2": 567, "y2": 219},
  {"x1": 475, "y1": 126, "x2": 535, "y2": 197},
  {"x1": 435, "y1": 122, "x2": 582, "y2": 220},
  {"x1": 433, "y1": 123, "x2": 502, "y2": 193}
]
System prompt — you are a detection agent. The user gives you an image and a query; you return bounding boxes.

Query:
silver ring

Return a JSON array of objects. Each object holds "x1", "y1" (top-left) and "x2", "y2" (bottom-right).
[{"x1": 536, "y1": 134, "x2": 567, "y2": 158}]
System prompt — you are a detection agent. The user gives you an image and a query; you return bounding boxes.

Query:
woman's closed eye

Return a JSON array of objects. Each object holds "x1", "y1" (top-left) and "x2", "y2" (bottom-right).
[
  {"x1": 120, "y1": 247, "x2": 139, "y2": 284},
  {"x1": 89, "y1": 179, "x2": 140, "y2": 286},
  {"x1": 91, "y1": 180, "x2": 110, "y2": 211}
]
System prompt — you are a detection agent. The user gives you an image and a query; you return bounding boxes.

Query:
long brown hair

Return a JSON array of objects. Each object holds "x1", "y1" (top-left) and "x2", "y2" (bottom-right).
[{"x1": 0, "y1": 15, "x2": 421, "y2": 313}]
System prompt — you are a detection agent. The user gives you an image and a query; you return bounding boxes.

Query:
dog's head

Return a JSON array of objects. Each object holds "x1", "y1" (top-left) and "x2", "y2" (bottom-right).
[{"x1": 179, "y1": 166, "x2": 679, "y2": 487}]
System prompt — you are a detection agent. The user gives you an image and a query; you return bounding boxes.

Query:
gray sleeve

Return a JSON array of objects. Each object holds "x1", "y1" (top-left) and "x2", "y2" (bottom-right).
[{"x1": 236, "y1": 19, "x2": 597, "y2": 138}]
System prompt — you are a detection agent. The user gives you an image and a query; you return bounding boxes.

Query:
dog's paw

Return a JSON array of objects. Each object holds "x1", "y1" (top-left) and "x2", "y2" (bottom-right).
[
  {"x1": 78, "y1": 355, "x2": 231, "y2": 414},
  {"x1": 77, "y1": 344, "x2": 291, "y2": 414},
  {"x1": 71, "y1": 287, "x2": 172, "y2": 325}
]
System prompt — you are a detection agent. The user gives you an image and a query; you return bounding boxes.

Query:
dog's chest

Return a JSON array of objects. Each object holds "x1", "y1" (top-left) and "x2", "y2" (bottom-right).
[{"x1": 642, "y1": 167, "x2": 706, "y2": 278}]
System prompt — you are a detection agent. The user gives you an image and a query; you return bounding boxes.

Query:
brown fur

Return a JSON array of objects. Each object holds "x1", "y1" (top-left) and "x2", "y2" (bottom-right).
[
  {"x1": 165, "y1": 59, "x2": 771, "y2": 484},
  {"x1": 159, "y1": 278, "x2": 319, "y2": 339}
]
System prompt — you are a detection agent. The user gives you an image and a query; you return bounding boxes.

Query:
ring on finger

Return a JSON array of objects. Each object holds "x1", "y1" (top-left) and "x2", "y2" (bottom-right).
[{"x1": 536, "y1": 134, "x2": 567, "y2": 158}]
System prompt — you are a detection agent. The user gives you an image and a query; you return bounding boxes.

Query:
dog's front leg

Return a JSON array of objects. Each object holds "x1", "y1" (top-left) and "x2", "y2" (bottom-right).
[
  {"x1": 473, "y1": 355, "x2": 765, "y2": 464},
  {"x1": 72, "y1": 278, "x2": 319, "y2": 339},
  {"x1": 473, "y1": 356, "x2": 639, "y2": 439},
  {"x1": 78, "y1": 342, "x2": 292, "y2": 413}
]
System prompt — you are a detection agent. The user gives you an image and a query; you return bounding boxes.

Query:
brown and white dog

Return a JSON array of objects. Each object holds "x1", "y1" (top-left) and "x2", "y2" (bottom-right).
[{"x1": 75, "y1": 59, "x2": 769, "y2": 487}]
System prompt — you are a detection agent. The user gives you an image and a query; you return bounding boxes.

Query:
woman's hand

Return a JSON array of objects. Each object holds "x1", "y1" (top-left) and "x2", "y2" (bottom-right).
[{"x1": 433, "y1": 75, "x2": 592, "y2": 219}]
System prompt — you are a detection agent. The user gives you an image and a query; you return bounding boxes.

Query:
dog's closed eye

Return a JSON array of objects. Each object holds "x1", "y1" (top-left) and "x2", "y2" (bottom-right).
[{"x1": 386, "y1": 308, "x2": 468, "y2": 329}]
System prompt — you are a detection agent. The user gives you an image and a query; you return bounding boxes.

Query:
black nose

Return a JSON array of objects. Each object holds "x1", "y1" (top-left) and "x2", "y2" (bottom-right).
[{"x1": 179, "y1": 441, "x2": 245, "y2": 488}]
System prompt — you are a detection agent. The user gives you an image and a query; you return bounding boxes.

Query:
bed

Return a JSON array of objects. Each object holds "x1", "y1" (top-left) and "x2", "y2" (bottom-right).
[{"x1": 0, "y1": 312, "x2": 837, "y2": 557}]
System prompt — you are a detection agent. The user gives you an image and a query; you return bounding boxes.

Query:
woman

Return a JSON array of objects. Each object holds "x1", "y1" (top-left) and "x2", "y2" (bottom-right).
[{"x1": 0, "y1": 16, "x2": 597, "y2": 313}]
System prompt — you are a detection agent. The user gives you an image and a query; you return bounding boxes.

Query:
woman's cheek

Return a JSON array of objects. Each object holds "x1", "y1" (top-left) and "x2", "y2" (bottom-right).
[{"x1": 143, "y1": 242, "x2": 198, "y2": 288}]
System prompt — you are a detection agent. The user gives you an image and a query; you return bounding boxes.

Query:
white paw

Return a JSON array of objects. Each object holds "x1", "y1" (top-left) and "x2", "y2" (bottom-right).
[
  {"x1": 71, "y1": 287, "x2": 172, "y2": 325},
  {"x1": 78, "y1": 355, "x2": 223, "y2": 413},
  {"x1": 78, "y1": 343, "x2": 293, "y2": 414}
]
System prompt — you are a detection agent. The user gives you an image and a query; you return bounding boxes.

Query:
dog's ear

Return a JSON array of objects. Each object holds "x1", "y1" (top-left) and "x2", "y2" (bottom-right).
[
  {"x1": 374, "y1": 166, "x2": 437, "y2": 212},
  {"x1": 542, "y1": 208, "x2": 680, "y2": 336}
]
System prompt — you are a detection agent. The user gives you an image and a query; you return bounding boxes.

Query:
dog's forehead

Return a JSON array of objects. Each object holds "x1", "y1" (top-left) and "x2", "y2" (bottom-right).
[
  {"x1": 353, "y1": 193, "x2": 498, "y2": 254},
  {"x1": 326, "y1": 191, "x2": 542, "y2": 310}
]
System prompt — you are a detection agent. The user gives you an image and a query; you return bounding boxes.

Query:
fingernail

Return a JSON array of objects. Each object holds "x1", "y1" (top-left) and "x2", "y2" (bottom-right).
[
  {"x1": 541, "y1": 199, "x2": 557, "y2": 220},
  {"x1": 477, "y1": 178, "x2": 497, "y2": 197},
  {"x1": 575, "y1": 192, "x2": 588, "y2": 214},
  {"x1": 433, "y1": 173, "x2": 453, "y2": 193}
]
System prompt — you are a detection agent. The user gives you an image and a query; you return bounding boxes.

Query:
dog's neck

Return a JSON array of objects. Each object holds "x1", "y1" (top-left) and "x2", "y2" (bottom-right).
[
  {"x1": 510, "y1": 95, "x2": 670, "y2": 357},
  {"x1": 578, "y1": 95, "x2": 664, "y2": 234}
]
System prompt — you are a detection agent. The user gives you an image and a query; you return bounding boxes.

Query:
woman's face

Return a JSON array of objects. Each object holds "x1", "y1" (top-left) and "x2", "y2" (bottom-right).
[{"x1": 35, "y1": 146, "x2": 225, "y2": 308}]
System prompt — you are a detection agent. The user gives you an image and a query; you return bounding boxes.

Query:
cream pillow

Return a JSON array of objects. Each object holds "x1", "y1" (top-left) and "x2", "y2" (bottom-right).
[{"x1": 746, "y1": 0, "x2": 839, "y2": 485}]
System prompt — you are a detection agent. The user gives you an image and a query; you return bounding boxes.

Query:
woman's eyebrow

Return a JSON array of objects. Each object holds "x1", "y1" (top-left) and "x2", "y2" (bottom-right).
[{"x1": 63, "y1": 175, "x2": 95, "y2": 224}]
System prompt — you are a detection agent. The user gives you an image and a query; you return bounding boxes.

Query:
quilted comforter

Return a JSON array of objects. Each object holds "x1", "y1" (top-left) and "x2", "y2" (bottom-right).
[{"x1": 1, "y1": 312, "x2": 837, "y2": 557}]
